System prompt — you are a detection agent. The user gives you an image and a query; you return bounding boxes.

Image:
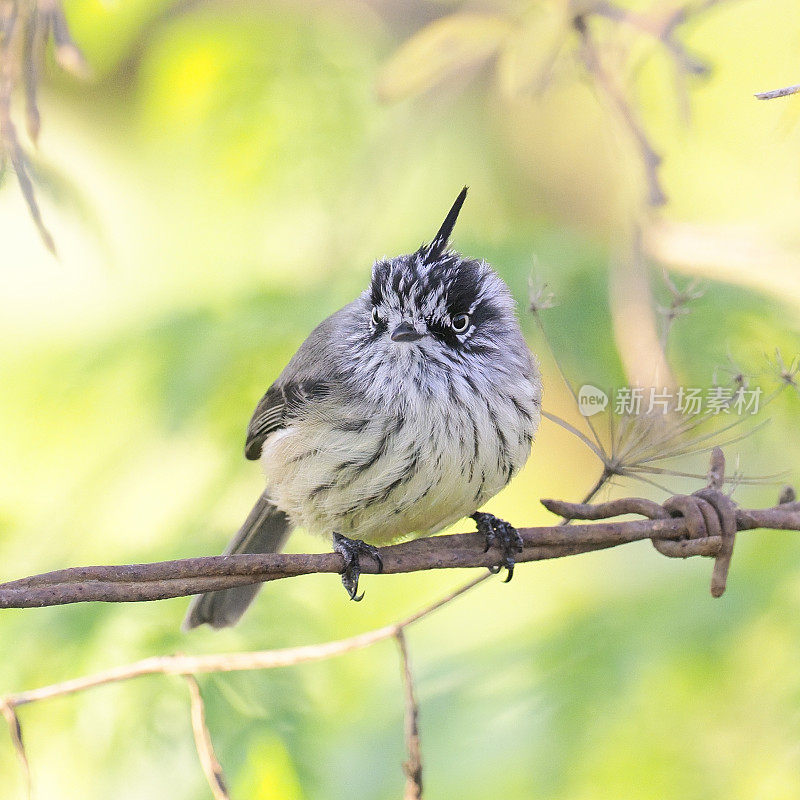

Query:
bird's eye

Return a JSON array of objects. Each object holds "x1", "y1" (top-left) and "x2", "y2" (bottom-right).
[
  {"x1": 451, "y1": 313, "x2": 470, "y2": 333},
  {"x1": 371, "y1": 306, "x2": 383, "y2": 327}
]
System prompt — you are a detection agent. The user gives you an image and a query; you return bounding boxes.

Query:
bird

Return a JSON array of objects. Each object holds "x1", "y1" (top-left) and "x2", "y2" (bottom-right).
[{"x1": 184, "y1": 187, "x2": 542, "y2": 629}]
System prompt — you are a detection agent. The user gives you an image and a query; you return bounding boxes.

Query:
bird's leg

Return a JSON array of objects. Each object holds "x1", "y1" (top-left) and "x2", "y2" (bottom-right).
[
  {"x1": 471, "y1": 512, "x2": 523, "y2": 582},
  {"x1": 332, "y1": 533, "x2": 384, "y2": 601}
]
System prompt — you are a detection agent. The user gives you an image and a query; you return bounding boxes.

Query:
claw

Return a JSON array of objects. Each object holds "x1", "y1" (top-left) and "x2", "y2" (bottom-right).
[
  {"x1": 472, "y1": 512, "x2": 523, "y2": 582},
  {"x1": 332, "y1": 533, "x2": 383, "y2": 601}
]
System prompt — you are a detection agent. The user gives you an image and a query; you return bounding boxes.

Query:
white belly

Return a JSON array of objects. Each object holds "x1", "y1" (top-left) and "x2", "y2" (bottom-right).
[{"x1": 259, "y1": 381, "x2": 538, "y2": 545}]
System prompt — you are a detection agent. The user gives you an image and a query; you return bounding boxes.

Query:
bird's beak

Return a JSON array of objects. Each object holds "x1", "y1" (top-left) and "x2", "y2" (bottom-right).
[{"x1": 391, "y1": 321, "x2": 424, "y2": 342}]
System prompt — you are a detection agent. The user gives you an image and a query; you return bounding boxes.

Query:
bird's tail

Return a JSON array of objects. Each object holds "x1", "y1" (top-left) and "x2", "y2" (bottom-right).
[{"x1": 183, "y1": 493, "x2": 291, "y2": 630}]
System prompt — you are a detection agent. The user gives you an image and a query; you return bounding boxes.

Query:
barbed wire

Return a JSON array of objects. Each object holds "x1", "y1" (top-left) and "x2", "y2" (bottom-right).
[{"x1": 1, "y1": 450, "x2": 799, "y2": 798}]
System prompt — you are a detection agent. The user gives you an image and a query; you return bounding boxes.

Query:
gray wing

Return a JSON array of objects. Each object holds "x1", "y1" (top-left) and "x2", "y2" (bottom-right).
[
  {"x1": 244, "y1": 302, "x2": 359, "y2": 461},
  {"x1": 245, "y1": 381, "x2": 328, "y2": 460}
]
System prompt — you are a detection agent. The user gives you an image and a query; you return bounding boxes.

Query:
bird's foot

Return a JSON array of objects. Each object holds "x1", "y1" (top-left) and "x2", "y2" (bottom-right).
[
  {"x1": 471, "y1": 512, "x2": 523, "y2": 582},
  {"x1": 332, "y1": 533, "x2": 384, "y2": 601}
]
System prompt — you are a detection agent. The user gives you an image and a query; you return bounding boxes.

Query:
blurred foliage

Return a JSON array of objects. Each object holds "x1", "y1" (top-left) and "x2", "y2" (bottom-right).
[{"x1": 1, "y1": 0, "x2": 800, "y2": 798}]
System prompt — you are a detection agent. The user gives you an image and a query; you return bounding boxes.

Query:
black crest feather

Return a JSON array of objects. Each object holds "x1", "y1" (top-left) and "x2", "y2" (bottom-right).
[{"x1": 424, "y1": 186, "x2": 468, "y2": 264}]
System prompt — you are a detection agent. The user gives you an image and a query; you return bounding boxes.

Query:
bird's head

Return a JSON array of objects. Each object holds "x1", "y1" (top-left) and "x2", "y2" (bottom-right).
[{"x1": 361, "y1": 188, "x2": 519, "y2": 364}]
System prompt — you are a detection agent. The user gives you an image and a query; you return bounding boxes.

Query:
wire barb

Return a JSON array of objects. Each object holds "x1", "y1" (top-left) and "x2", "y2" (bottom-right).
[{"x1": 546, "y1": 449, "x2": 741, "y2": 596}]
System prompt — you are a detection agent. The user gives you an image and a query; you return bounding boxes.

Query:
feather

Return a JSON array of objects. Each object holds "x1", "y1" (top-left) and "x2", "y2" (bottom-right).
[{"x1": 423, "y1": 186, "x2": 468, "y2": 264}]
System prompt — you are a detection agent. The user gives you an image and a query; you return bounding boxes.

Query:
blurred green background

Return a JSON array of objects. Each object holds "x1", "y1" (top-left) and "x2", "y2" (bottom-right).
[{"x1": 2, "y1": 0, "x2": 800, "y2": 798}]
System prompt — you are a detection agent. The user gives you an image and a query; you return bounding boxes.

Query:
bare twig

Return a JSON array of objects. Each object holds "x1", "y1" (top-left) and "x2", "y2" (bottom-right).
[
  {"x1": 22, "y1": 4, "x2": 41, "y2": 144},
  {"x1": 659, "y1": 269, "x2": 705, "y2": 351},
  {"x1": 592, "y1": 1, "x2": 709, "y2": 77},
  {"x1": 0, "y1": 1, "x2": 55, "y2": 252},
  {"x1": 573, "y1": 14, "x2": 666, "y2": 206},
  {"x1": 185, "y1": 675, "x2": 230, "y2": 800},
  {"x1": 0, "y1": 0, "x2": 87, "y2": 253},
  {"x1": 396, "y1": 630, "x2": 423, "y2": 800},
  {"x1": 48, "y1": 2, "x2": 89, "y2": 77},
  {"x1": 0, "y1": 574, "x2": 486, "y2": 799},
  {"x1": 555, "y1": 468, "x2": 613, "y2": 525},
  {"x1": 755, "y1": 84, "x2": 800, "y2": 100},
  {"x1": 1, "y1": 575, "x2": 488, "y2": 708},
  {"x1": 0, "y1": 698, "x2": 31, "y2": 800}
]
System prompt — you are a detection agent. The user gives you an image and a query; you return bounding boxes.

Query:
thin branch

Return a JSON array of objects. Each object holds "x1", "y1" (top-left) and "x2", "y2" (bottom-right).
[
  {"x1": 592, "y1": 1, "x2": 710, "y2": 76},
  {"x1": 531, "y1": 305, "x2": 606, "y2": 463},
  {"x1": 573, "y1": 14, "x2": 667, "y2": 206},
  {"x1": 0, "y1": 698, "x2": 31, "y2": 800},
  {"x1": 1, "y1": 575, "x2": 488, "y2": 708},
  {"x1": 0, "y1": 0, "x2": 88, "y2": 253},
  {"x1": 557, "y1": 468, "x2": 612, "y2": 526},
  {"x1": 0, "y1": 577, "x2": 490, "y2": 800},
  {"x1": 541, "y1": 409, "x2": 605, "y2": 460},
  {"x1": 185, "y1": 675, "x2": 230, "y2": 800},
  {"x1": 396, "y1": 630, "x2": 423, "y2": 800},
  {"x1": 755, "y1": 84, "x2": 800, "y2": 100}
]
